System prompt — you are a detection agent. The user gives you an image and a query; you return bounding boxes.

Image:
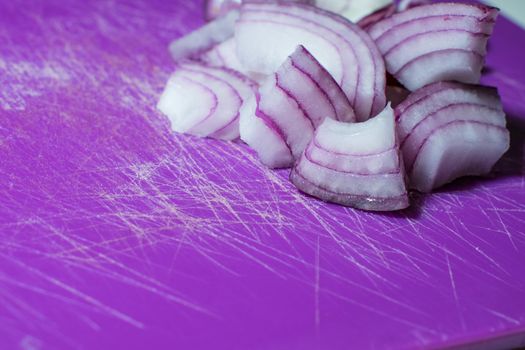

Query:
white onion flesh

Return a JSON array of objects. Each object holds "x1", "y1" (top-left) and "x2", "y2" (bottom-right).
[
  {"x1": 411, "y1": 122, "x2": 509, "y2": 192},
  {"x1": 240, "y1": 45, "x2": 356, "y2": 168},
  {"x1": 201, "y1": 38, "x2": 268, "y2": 84},
  {"x1": 158, "y1": 63, "x2": 255, "y2": 140},
  {"x1": 290, "y1": 104, "x2": 409, "y2": 211},
  {"x1": 395, "y1": 49, "x2": 484, "y2": 90},
  {"x1": 235, "y1": 1, "x2": 386, "y2": 121},
  {"x1": 156, "y1": 0, "x2": 512, "y2": 211}
]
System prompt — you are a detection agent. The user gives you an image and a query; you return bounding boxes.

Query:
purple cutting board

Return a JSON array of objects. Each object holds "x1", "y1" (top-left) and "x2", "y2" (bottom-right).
[{"x1": 1, "y1": 1, "x2": 524, "y2": 349}]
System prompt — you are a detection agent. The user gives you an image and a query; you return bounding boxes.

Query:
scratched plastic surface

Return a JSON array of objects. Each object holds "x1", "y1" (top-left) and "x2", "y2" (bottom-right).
[{"x1": 1, "y1": 1, "x2": 524, "y2": 349}]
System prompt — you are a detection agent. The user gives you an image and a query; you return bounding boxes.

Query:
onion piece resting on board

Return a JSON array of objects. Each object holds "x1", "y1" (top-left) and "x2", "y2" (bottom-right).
[{"x1": 290, "y1": 104, "x2": 410, "y2": 211}]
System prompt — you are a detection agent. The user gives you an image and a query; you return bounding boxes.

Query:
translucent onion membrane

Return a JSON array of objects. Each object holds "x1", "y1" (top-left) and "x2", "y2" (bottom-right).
[
  {"x1": 240, "y1": 45, "x2": 356, "y2": 168},
  {"x1": 290, "y1": 104, "x2": 410, "y2": 211},
  {"x1": 235, "y1": 1, "x2": 386, "y2": 121},
  {"x1": 169, "y1": 10, "x2": 239, "y2": 61},
  {"x1": 368, "y1": 3, "x2": 499, "y2": 91},
  {"x1": 396, "y1": 81, "x2": 510, "y2": 192},
  {"x1": 157, "y1": 63, "x2": 256, "y2": 140},
  {"x1": 205, "y1": 0, "x2": 314, "y2": 21}
]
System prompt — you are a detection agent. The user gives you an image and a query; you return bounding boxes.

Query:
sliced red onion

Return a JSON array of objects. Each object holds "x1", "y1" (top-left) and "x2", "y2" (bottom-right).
[
  {"x1": 315, "y1": 0, "x2": 393, "y2": 23},
  {"x1": 395, "y1": 49, "x2": 485, "y2": 90},
  {"x1": 396, "y1": 81, "x2": 510, "y2": 192},
  {"x1": 157, "y1": 63, "x2": 256, "y2": 140},
  {"x1": 240, "y1": 45, "x2": 356, "y2": 168},
  {"x1": 374, "y1": 16, "x2": 495, "y2": 57},
  {"x1": 235, "y1": 1, "x2": 386, "y2": 121},
  {"x1": 205, "y1": 0, "x2": 314, "y2": 21},
  {"x1": 290, "y1": 104, "x2": 409, "y2": 211},
  {"x1": 169, "y1": 10, "x2": 239, "y2": 61},
  {"x1": 367, "y1": 3, "x2": 498, "y2": 91},
  {"x1": 410, "y1": 121, "x2": 510, "y2": 193}
]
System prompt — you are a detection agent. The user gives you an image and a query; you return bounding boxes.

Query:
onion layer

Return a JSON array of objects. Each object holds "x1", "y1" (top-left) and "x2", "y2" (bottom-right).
[
  {"x1": 357, "y1": 3, "x2": 396, "y2": 30},
  {"x1": 395, "y1": 81, "x2": 510, "y2": 192},
  {"x1": 169, "y1": 10, "x2": 239, "y2": 61},
  {"x1": 240, "y1": 45, "x2": 356, "y2": 168},
  {"x1": 368, "y1": 3, "x2": 498, "y2": 91},
  {"x1": 157, "y1": 63, "x2": 256, "y2": 140},
  {"x1": 290, "y1": 104, "x2": 409, "y2": 211},
  {"x1": 235, "y1": 1, "x2": 386, "y2": 121},
  {"x1": 200, "y1": 38, "x2": 267, "y2": 83}
]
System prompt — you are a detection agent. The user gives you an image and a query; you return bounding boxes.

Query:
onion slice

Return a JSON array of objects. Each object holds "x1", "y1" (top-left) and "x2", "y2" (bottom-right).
[
  {"x1": 357, "y1": 3, "x2": 396, "y2": 30},
  {"x1": 368, "y1": 3, "x2": 498, "y2": 91},
  {"x1": 235, "y1": 1, "x2": 386, "y2": 121},
  {"x1": 169, "y1": 10, "x2": 239, "y2": 61},
  {"x1": 290, "y1": 104, "x2": 410, "y2": 211},
  {"x1": 396, "y1": 81, "x2": 510, "y2": 192},
  {"x1": 157, "y1": 63, "x2": 256, "y2": 140},
  {"x1": 240, "y1": 45, "x2": 356, "y2": 168}
]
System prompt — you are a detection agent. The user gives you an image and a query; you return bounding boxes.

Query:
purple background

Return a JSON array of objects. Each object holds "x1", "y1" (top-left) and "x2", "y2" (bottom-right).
[{"x1": 1, "y1": 1, "x2": 524, "y2": 349}]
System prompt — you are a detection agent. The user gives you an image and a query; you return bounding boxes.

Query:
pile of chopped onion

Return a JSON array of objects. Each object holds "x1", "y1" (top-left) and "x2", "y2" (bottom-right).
[{"x1": 157, "y1": 0, "x2": 510, "y2": 212}]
